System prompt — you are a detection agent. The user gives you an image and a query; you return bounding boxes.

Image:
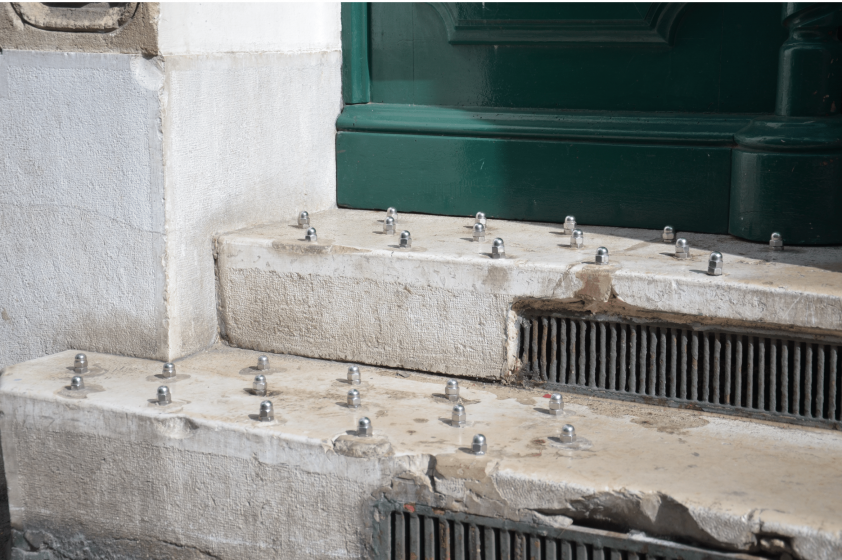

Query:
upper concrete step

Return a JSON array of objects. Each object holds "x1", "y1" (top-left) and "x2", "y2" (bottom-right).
[
  {"x1": 216, "y1": 209, "x2": 842, "y2": 380},
  {"x1": 2, "y1": 348, "x2": 839, "y2": 559}
]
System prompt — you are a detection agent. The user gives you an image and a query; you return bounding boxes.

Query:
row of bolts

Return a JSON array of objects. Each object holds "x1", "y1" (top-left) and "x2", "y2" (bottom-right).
[
  {"x1": 67, "y1": 354, "x2": 577, "y2": 455},
  {"x1": 297, "y1": 209, "x2": 785, "y2": 274}
]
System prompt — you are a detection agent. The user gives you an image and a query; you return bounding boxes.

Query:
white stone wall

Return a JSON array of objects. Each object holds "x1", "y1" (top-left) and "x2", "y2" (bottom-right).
[
  {"x1": 0, "y1": 3, "x2": 342, "y2": 367},
  {"x1": 0, "y1": 50, "x2": 167, "y2": 367}
]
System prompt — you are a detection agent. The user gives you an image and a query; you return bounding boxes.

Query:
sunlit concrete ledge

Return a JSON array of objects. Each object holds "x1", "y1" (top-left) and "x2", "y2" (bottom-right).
[
  {"x1": 216, "y1": 209, "x2": 842, "y2": 380},
  {"x1": 1, "y1": 348, "x2": 840, "y2": 559}
]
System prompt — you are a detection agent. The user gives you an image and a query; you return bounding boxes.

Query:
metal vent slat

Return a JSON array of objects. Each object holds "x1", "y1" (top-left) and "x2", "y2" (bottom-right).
[
  {"x1": 518, "y1": 312, "x2": 842, "y2": 430},
  {"x1": 375, "y1": 501, "x2": 768, "y2": 560}
]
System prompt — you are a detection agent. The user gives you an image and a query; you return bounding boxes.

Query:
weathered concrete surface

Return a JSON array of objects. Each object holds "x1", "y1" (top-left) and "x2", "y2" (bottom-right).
[
  {"x1": 0, "y1": 3, "x2": 158, "y2": 55},
  {"x1": 0, "y1": 50, "x2": 167, "y2": 369},
  {"x1": 217, "y1": 209, "x2": 842, "y2": 379},
  {"x1": 162, "y1": 49, "x2": 341, "y2": 359},
  {"x1": 2, "y1": 348, "x2": 841, "y2": 559}
]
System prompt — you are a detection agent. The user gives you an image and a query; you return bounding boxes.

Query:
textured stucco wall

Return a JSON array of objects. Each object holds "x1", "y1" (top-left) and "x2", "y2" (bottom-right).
[
  {"x1": 0, "y1": 50, "x2": 167, "y2": 369},
  {"x1": 161, "y1": 50, "x2": 342, "y2": 359}
]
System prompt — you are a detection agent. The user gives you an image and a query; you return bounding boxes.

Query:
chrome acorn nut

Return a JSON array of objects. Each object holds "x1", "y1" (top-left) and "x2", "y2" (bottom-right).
[
  {"x1": 549, "y1": 393, "x2": 564, "y2": 416},
  {"x1": 445, "y1": 380, "x2": 459, "y2": 402},
  {"x1": 770, "y1": 232, "x2": 783, "y2": 250},
  {"x1": 298, "y1": 211, "x2": 310, "y2": 228},
  {"x1": 157, "y1": 386, "x2": 171, "y2": 405},
  {"x1": 383, "y1": 216, "x2": 396, "y2": 235},
  {"x1": 452, "y1": 403, "x2": 466, "y2": 427},
  {"x1": 258, "y1": 400, "x2": 274, "y2": 422},
  {"x1": 473, "y1": 223, "x2": 486, "y2": 242},
  {"x1": 571, "y1": 229, "x2": 584, "y2": 249},
  {"x1": 564, "y1": 216, "x2": 576, "y2": 235},
  {"x1": 386, "y1": 207, "x2": 398, "y2": 221},
  {"x1": 347, "y1": 388, "x2": 360, "y2": 408},
  {"x1": 73, "y1": 353, "x2": 88, "y2": 374},
  {"x1": 253, "y1": 374, "x2": 267, "y2": 397},
  {"x1": 347, "y1": 365, "x2": 361, "y2": 385},
  {"x1": 399, "y1": 230, "x2": 412, "y2": 248},
  {"x1": 472, "y1": 434, "x2": 487, "y2": 455},
  {"x1": 305, "y1": 227, "x2": 317, "y2": 242},
  {"x1": 707, "y1": 252, "x2": 723, "y2": 276},
  {"x1": 475, "y1": 212, "x2": 487, "y2": 226},
  {"x1": 358, "y1": 417, "x2": 373, "y2": 437},
  {"x1": 491, "y1": 238, "x2": 505, "y2": 259},
  {"x1": 595, "y1": 247, "x2": 609, "y2": 265},
  {"x1": 257, "y1": 355, "x2": 269, "y2": 371},
  {"x1": 675, "y1": 238, "x2": 690, "y2": 259},
  {"x1": 560, "y1": 424, "x2": 576, "y2": 443},
  {"x1": 162, "y1": 362, "x2": 175, "y2": 378},
  {"x1": 663, "y1": 225, "x2": 675, "y2": 242},
  {"x1": 70, "y1": 376, "x2": 84, "y2": 391}
]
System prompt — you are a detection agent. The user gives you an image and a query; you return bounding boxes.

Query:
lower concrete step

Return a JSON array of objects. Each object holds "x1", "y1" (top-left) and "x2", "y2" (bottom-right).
[
  {"x1": 2, "y1": 348, "x2": 839, "y2": 559},
  {"x1": 216, "y1": 209, "x2": 842, "y2": 383}
]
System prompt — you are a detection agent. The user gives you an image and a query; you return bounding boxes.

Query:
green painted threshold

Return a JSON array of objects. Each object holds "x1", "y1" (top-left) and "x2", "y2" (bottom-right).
[{"x1": 336, "y1": 131, "x2": 732, "y2": 234}]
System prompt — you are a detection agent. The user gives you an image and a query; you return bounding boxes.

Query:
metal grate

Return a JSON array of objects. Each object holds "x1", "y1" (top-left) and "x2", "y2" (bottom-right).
[
  {"x1": 517, "y1": 312, "x2": 842, "y2": 430},
  {"x1": 372, "y1": 501, "x2": 767, "y2": 560}
]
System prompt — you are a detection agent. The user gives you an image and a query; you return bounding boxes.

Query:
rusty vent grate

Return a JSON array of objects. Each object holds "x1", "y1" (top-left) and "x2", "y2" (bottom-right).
[
  {"x1": 372, "y1": 501, "x2": 767, "y2": 560},
  {"x1": 518, "y1": 311, "x2": 842, "y2": 430}
]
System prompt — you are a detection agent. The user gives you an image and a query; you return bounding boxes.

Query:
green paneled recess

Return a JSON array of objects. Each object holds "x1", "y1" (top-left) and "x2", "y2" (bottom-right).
[{"x1": 337, "y1": 3, "x2": 842, "y2": 245}]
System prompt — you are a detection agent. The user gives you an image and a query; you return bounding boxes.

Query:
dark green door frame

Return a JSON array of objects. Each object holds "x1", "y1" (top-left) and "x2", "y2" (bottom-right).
[{"x1": 337, "y1": 3, "x2": 842, "y2": 245}]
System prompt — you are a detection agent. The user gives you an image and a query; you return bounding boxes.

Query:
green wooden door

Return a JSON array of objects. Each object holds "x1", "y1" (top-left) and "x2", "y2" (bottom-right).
[{"x1": 337, "y1": 3, "x2": 842, "y2": 244}]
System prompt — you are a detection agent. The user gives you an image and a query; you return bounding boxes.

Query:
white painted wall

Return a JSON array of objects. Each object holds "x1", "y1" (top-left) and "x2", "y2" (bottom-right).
[
  {"x1": 0, "y1": 50, "x2": 167, "y2": 368},
  {"x1": 157, "y1": 3, "x2": 342, "y2": 55}
]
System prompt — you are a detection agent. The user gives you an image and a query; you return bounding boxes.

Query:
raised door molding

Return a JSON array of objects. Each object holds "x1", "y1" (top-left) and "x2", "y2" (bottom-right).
[{"x1": 428, "y1": 2, "x2": 689, "y2": 46}]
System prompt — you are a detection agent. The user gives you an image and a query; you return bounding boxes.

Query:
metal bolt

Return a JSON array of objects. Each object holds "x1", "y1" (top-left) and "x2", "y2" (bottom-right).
[
  {"x1": 347, "y1": 388, "x2": 360, "y2": 408},
  {"x1": 386, "y1": 207, "x2": 398, "y2": 221},
  {"x1": 348, "y1": 365, "x2": 361, "y2": 385},
  {"x1": 571, "y1": 229, "x2": 584, "y2": 249},
  {"x1": 70, "y1": 376, "x2": 84, "y2": 391},
  {"x1": 358, "y1": 417, "x2": 373, "y2": 437},
  {"x1": 663, "y1": 226, "x2": 675, "y2": 243},
  {"x1": 452, "y1": 403, "x2": 466, "y2": 427},
  {"x1": 257, "y1": 355, "x2": 269, "y2": 370},
  {"x1": 707, "y1": 251, "x2": 723, "y2": 276},
  {"x1": 549, "y1": 393, "x2": 564, "y2": 416},
  {"x1": 73, "y1": 353, "x2": 88, "y2": 374},
  {"x1": 491, "y1": 238, "x2": 505, "y2": 259},
  {"x1": 162, "y1": 362, "x2": 175, "y2": 378},
  {"x1": 157, "y1": 386, "x2": 171, "y2": 406},
  {"x1": 445, "y1": 379, "x2": 459, "y2": 402},
  {"x1": 258, "y1": 400, "x2": 274, "y2": 422},
  {"x1": 298, "y1": 211, "x2": 310, "y2": 228},
  {"x1": 560, "y1": 424, "x2": 576, "y2": 443},
  {"x1": 564, "y1": 216, "x2": 576, "y2": 235},
  {"x1": 253, "y1": 374, "x2": 267, "y2": 397},
  {"x1": 675, "y1": 238, "x2": 690, "y2": 259},
  {"x1": 400, "y1": 230, "x2": 412, "y2": 248},
  {"x1": 475, "y1": 212, "x2": 487, "y2": 226},
  {"x1": 770, "y1": 232, "x2": 784, "y2": 250},
  {"x1": 472, "y1": 223, "x2": 486, "y2": 242},
  {"x1": 472, "y1": 434, "x2": 487, "y2": 455},
  {"x1": 384, "y1": 217, "x2": 396, "y2": 235},
  {"x1": 595, "y1": 246, "x2": 609, "y2": 265},
  {"x1": 305, "y1": 227, "x2": 317, "y2": 242}
]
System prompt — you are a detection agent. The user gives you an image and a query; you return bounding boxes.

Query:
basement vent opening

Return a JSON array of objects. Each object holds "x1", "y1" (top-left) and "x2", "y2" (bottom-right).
[
  {"x1": 372, "y1": 501, "x2": 768, "y2": 560},
  {"x1": 517, "y1": 311, "x2": 842, "y2": 430}
]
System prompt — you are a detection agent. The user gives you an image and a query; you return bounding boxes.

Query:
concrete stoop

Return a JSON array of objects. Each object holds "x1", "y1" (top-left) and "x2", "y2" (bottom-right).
[
  {"x1": 215, "y1": 209, "x2": 842, "y2": 381},
  {"x1": 2, "y1": 348, "x2": 841, "y2": 559}
]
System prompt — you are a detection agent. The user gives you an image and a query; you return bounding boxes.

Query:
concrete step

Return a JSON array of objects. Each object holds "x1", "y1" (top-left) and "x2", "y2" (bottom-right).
[
  {"x1": 2, "y1": 348, "x2": 839, "y2": 559},
  {"x1": 215, "y1": 209, "x2": 842, "y2": 380}
]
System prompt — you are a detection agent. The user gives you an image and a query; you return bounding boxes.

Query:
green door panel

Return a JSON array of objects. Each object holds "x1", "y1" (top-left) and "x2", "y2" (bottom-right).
[
  {"x1": 369, "y1": 2, "x2": 785, "y2": 112},
  {"x1": 337, "y1": 131, "x2": 732, "y2": 233}
]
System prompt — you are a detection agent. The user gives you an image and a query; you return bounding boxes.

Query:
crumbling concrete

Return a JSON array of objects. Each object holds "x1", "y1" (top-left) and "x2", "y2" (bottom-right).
[
  {"x1": 2, "y1": 347, "x2": 840, "y2": 559},
  {"x1": 216, "y1": 209, "x2": 842, "y2": 379}
]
